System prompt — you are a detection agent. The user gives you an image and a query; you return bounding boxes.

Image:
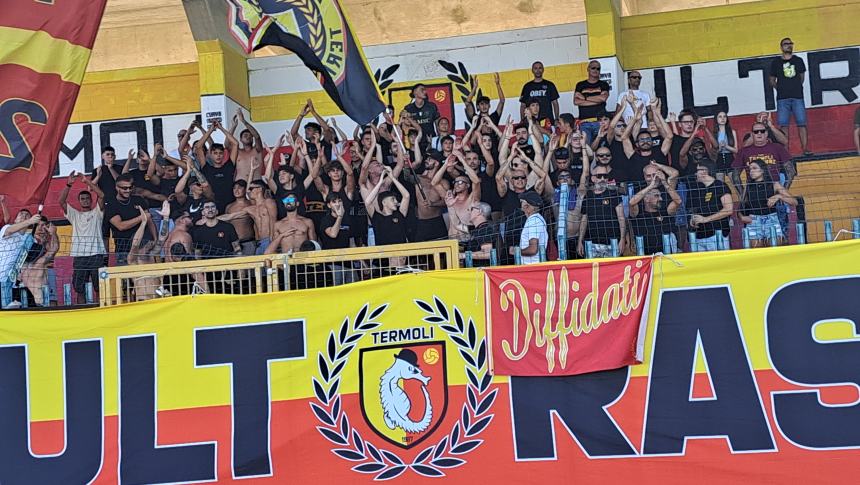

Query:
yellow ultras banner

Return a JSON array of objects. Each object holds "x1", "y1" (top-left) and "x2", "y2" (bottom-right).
[{"x1": 0, "y1": 240, "x2": 859, "y2": 484}]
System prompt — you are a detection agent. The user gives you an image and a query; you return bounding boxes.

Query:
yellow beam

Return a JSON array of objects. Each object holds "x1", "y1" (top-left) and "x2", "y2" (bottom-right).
[
  {"x1": 196, "y1": 39, "x2": 250, "y2": 108},
  {"x1": 619, "y1": 0, "x2": 860, "y2": 69},
  {"x1": 71, "y1": 63, "x2": 200, "y2": 123},
  {"x1": 585, "y1": 0, "x2": 623, "y2": 61}
]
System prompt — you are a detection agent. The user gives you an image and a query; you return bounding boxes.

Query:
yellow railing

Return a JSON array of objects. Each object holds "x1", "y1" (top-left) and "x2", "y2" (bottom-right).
[{"x1": 98, "y1": 240, "x2": 460, "y2": 306}]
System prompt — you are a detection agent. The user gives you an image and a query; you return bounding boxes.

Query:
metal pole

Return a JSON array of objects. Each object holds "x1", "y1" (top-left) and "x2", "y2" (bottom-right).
[
  {"x1": 85, "y1": 282, "x2": 94, "y2": 304},
  {"x1": 635, "y1": 236, "x2": 645, "y2": 256},
  {"x1": 688, "y1": 232, "x2": 698, "y2": 252},
  {"x1": 490, "y1": 248, "x2": 498, "y2": 266},
  {"x1": 539, "y1": 245, "x2": 547, "y2": 263},
  {"x1": 514, "y1": 246, "x2": 522, "y2": 265},
  {"x1": 610, "y1": 239, "x2": 619, "y2": 257},
  {"x1": 824, "y1": 220, "x2": 833, "y2": 242},
  {"x1": 742, "y1": 228, "x2": 751, "y2": 249},
  {"x1": 20, "y1": 287, "x2": 28, "y2": 308},
  {"x1": 796, "y1": 223, "x2": 806, "y2": 245},
  {"x1": 41, "y1": 286, "x2": 51, "y2": 307},
  {"x1": 464, "y1": 251, "x2": 473, "y2": 268},
  {"x1": 769, "y1": 225, "x2": 779, "y2": 247},
  {"x1": 716, "y1": 233, "x2": 725, "y2": 250},
  {"x1": 63, "y1": 283, "x2": 73, "y2": 306},
  {"x1": 660, "y1": 234, "x2": 671, "y2": 254},
  {"x1": 557, "y1": 183, "x2": 569, "y2": 260},
  {"x1": 853, "y1": 219, "x2": 860, "y2": 239}
]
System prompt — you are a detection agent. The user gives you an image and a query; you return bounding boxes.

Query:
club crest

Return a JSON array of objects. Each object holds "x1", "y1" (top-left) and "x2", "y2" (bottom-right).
[{"x1": 310, "y1": 299, "x2": 497, "y2": 480}]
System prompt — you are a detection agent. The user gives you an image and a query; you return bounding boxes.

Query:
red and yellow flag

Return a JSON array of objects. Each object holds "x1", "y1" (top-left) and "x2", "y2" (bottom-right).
[{"x1": 0, "y1": 0, "x2": 107, "y2": 205}]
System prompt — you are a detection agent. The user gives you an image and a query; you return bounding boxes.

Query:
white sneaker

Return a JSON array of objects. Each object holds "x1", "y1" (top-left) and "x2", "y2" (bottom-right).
[{"x1": 3, "y1": 301, "x2": 22, "y2": 309}]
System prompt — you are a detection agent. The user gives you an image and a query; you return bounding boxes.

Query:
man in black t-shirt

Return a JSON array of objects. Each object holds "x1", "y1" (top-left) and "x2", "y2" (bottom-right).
[
  {"x1": 622, "y1": 129, "x2": 672, "y2": 183},
  {"x1": 769, "y1": 37, "x2": 810, "y2": 155},
  {"x1": 195, "y1": 120, "x2": 239, "y2": 213},
  {"x1": 577, "y1": 165, "x2": 626, "y2": 258},
  {"x1": 403, "y1": 84, "x2": 440, "y2": 141},
  {"x1": 105, "y1": 173, "x2": 154, "y2": 265},
  {"x1": 366, "y1": 167, "x2": 411, "y2": 246},
  {"x1": 519, "y1": 61, "x2": 559, "y2": 123},
  {"x1": 686, "y1": 160, "x2": 733, "y2": 252},
  {"x1": 192, "y1": 200, "x2": 240, "y2": 258},
  {"x1": 320, "y1": 193, "x2": 351, "y2": 250},
  {"x1": 574, "y1": 60, "x2": 611, "y2": 143},
  {"x1": 669, "y1": 110, "x2": 698, "y2": 175},
  {"x1": 462, "y1": 202, "x2": 497, "y2": 267}
]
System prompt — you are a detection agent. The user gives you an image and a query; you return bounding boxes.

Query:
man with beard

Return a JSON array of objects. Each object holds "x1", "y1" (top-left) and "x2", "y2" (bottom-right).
[
  {"x1": 221, "y1": 180, "x2": 279, "y2": 254},
  {"x1": 687, "y1": 160, "x2": 733, "y2": 251},
  {"x1": 195, "y1": 120, "x2": 239, "y2": 213},
  {"x1": 431, "y1": 152, "x2": 482, "y2": 242},
  {"x1": 519, "y1": 61, "x2": 560, "y2": 123},
  {"x1": 106, "y1": 173, "x2": 156, "y2": 265},
  {"x1": 629, "y1": 169, "x2": 681, "y2": 254},
  {"x1": 230, "y1": 108, "x2": 264, "y2": 182},
  {"x1": 412, "y1": 149, "x2": 449, "y2": 242},
  {"x1": 403, "y1": 83, "x2": 440, "y2": 142},
  {"x1": 266, "y1": 194, "x2": 316, "y2": 254},
  {"x1": 59, "y1": 171, "x2": 106, "y2": 303},
  {"x1": 577, "y1": 164, "x2": 626, "y2": 258},
  {"x1": 770, "y1": 37, "x2": 810, "y2": 155}
]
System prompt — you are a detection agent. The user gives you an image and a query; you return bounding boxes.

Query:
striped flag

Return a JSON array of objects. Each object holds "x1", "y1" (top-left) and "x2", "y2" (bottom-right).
[
  {"x1": 0, "y1": 0, "x2": 107, "y2": 205},
  {"x1": 225, "y1": 0, "x2": 385, "y2": 125}
]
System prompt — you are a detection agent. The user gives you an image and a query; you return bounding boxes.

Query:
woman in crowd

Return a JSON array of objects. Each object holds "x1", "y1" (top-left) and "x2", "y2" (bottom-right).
[
  {"x1": 739, "y1": 159, "x2": 797, "y2": 247},
  {"x1": 703, "y1": 111, "x2": 738, "y2": 174}
]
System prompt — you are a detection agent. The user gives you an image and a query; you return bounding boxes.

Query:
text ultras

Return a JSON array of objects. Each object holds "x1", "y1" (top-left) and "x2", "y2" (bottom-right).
[{"x1": 498, "y1": 261, "x2": 648, "y2": 372}]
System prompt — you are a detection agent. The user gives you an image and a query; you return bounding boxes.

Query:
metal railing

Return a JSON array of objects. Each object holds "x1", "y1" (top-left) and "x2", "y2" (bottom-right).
[{"x1": 97, "y1": 240, "x2": 459, "y2": 306}]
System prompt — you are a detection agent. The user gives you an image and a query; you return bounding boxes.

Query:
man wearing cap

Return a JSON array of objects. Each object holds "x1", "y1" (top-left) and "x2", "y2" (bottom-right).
[
  {"x1": 512, "y1": 191, "x2": 548, "y2": 265},
  {"x1": 266, "y1": 193, "x2": 316, "y2": 255},
  {"x1": 403, "y1": 83, "x2": 440, "y2": 142},
  {"x1": 519, "y1": 61, "x2": 560, "y2": 123}
]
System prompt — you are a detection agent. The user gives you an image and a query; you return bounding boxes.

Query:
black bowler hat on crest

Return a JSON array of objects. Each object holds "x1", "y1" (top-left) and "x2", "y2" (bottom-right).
[{"x1": 394, "y1": 349, "x2": 420, "y2": 368}]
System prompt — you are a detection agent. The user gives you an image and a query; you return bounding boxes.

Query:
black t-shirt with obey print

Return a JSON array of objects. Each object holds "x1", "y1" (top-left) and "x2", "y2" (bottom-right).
[{"x1": 519, "y1": 80, "x2": 560, "y2": 122}]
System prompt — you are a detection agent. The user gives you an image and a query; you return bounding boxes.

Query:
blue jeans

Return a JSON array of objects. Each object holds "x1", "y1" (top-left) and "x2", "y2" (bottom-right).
[
  {"x1": 695, "y1": 233, "x2": 730, "y2": 252},
  {"x1": 1, "y1": 280, "x2": 12, "y2": 307},
  {"x1": 777, "y1": 98, "x2": 807, "y2": 127},
  {"x1": 579, "y1": 121, "x2": 601, "y2": 144}
]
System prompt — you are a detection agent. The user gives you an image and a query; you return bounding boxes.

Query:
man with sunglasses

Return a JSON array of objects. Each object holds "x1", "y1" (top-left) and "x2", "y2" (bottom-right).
[
  {"x1": 574, "y1": 60, "x2": 611, "y2": 143},
  {"x1": 106, "y1": 173, "x2": 155, "y2": 265},
  {"x1": 578, "y1": 165, "x2": 626, "y2": 258},
  {"x1": 616, "y1": 70, "x2": 651, "y2": 129},
  {"x1": 621, "y1": 103, "x2": 673, "y2": 183},
  {"x1": 769, "y1": 37, "x2": 810, "y2": 155},
  {"x1": 734, "y1": 122, "x2": 792, "y2": 182}
]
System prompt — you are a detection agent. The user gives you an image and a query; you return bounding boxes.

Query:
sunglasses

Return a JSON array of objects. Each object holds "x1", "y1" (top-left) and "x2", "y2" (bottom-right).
[
  {"x1": 616, "y1": 123, "x2": 626, "y2": 128},
  {"x1": 752, "y1": 129, "x2": 767, "y2": 134},
  {"x1": 628, "y1": 75, "x2": 641, "y2": 79},
  {"x1": 638, "y1": 137, "x2": 653, "y2": 143},
  {"x1": 116, "y1": 185, "x2": 134, "y2": 190},
  {"x1": 454, "y1": 179, "x2": 469, "y2": 185},
  {"x1": 593, "y1": 174, "x2": 609, "y2": 179},
  {"x1": 511, "y1": 176, "x2": 526, "y2": 180},
  {"x1": 596, "y1": 153, "x2": 611, "y2": 158}
]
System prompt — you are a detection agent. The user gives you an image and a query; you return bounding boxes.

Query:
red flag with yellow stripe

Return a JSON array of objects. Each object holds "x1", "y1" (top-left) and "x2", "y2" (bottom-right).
[{"x1": 0, "y1": 0, "x2": 107, "y2": 205}]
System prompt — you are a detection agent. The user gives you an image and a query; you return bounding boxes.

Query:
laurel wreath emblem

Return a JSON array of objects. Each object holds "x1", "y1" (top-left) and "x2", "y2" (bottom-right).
[
  {"x1": 311, "y1": 298, "x2": 497, "y2": 480},
  {"x1": 280, "y1": 0, "x2": 326, "y2": 56}
]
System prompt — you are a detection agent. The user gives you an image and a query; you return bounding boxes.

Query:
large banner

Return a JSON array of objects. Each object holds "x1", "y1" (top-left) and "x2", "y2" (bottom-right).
[
  {"x1": 1, "y1": 240, "x2": 859, "y2": 483},
  {"x1": 486, "y1": 258, "x2": 652, "y2": 376},
  {"x1": 0, "y1": 0, "x2": 107, "y2": 205}
]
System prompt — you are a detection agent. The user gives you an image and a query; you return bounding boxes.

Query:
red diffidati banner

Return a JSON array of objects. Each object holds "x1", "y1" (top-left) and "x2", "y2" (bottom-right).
[
  {"x1": 0, "y1": 0, "x2": 107, "y2": 205},
  {"x1": 485, "y1": 258, "x2": 653, "y2": 376}
]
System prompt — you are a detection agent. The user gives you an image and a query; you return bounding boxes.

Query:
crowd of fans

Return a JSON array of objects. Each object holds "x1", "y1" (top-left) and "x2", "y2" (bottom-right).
[{"x1": 1, "y1": 37, "x2": 850, "y2": 308}]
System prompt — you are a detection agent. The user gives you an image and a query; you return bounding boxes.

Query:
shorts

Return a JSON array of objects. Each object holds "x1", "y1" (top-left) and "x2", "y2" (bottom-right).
[
  {"x1": 777, "y1": 98, "x2": 807, "y2": 127},
  {"x1": 240, "y1": 240, "x2": 257, "y2": 256},
  {"x1": 587, "y1": 243, "x2": 614, "y2": 259},
  {"x1": 413, "y1": 216, "x2": 448, "y2": 242},
  {"x1": 746, "y1": 213, "x2": 783, "y2": 240},
  {"x1": 255, "y1": 238, "x2": 271, "y2": 255},
  {"x1": 695, "y1": 233, "x2": 730, "y2": 252}
]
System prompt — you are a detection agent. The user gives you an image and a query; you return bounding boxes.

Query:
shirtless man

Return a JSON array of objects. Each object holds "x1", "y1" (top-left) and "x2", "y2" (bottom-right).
[
  {"x1": 413, "y1": 148, "x2": 448, "y2": 241},
  {"x1": 225, "y1": 180, "x2": 256, "y2": 254},
  {"x1": 230, "y1": 109, "x2": 264, "y2": 182},
  {"x1": 430, "y1": 152, "x2": 481, "y2": 241},
  {"x1": 265, "y1": 194, "x2": 316, "y2": 254},
  {"x1": 164, "y1": 211, "x2": 194, "y2": 262},
  {"x1": 221, "y1": 179, "x2": 279, "y2": 254},
  {"x1": 20, "y1": 221, "x2": 59, "y2": 307}
]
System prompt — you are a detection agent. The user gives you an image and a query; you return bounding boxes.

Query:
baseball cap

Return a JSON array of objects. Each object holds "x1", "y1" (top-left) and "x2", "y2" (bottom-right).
[{"x1": 518, "y1": 191, "x2": 544, "y2": 209}]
